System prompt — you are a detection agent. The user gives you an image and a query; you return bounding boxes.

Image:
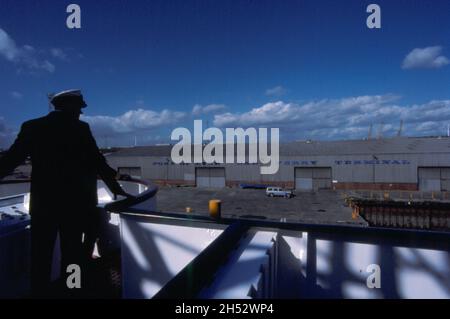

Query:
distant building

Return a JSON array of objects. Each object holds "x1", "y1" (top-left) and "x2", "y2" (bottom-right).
[{"x1": 106, "y1": 137, "x2": 450, "y2": 191}]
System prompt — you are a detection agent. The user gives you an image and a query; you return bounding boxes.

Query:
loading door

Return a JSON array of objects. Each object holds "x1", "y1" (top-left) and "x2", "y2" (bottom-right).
[
  {"x1": 418, "y1": 167, "x2": 450, "y2": 192},
  {"x1": 295, "y1": 167, "x2": 332, "y2": 191},
  {"x1": 196, "y1": 167, "x2": 226, "y2": 188}
]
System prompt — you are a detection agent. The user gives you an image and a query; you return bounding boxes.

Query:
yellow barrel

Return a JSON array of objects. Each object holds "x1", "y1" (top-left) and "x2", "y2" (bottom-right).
[{"x1": 209, "y1": 199, "x2": 221, "y2": 219}]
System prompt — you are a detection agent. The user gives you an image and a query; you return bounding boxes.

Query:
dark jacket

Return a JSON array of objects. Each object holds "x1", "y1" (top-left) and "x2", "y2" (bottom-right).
[{"x1": 0, "y1": 111, "x2": 123, "y2": 215}]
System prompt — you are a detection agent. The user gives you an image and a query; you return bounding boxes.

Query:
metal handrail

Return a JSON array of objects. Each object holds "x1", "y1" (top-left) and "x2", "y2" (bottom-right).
[
  {"x1": 1, "y1": 178, "x2": 448, "y2": 248},
  {"x1": 104, "y1": 177, "x2": 158, "y2": 212},
  {"x1": 0, "y1": 177, "x2": 159, "y2": 213}
]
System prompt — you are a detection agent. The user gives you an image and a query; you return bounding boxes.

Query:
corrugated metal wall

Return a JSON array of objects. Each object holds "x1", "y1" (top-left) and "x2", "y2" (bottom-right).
[{"x1": 106, "y1": 152, "x2": 450, "y2": 188}]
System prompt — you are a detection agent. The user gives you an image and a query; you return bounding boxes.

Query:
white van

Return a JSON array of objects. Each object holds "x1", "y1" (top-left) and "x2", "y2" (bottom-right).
[{"x1": 266, "y1": 187, "x2": 293, "y2": 198}]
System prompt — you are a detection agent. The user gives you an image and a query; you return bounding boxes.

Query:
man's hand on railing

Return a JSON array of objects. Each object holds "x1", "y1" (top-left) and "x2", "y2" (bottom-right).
[{"x1": 113, "y1": 189, "x2": 136, "y2": 200}]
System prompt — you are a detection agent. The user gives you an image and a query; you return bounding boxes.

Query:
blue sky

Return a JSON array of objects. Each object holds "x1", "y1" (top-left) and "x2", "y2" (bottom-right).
[{"x1": 0, "y1": 0, "x2": 449, "y2": 147}]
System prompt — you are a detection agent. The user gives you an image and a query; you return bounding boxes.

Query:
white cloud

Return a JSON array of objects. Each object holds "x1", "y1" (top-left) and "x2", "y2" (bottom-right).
[
  {"x1": 3, "y1": 96, "x2": 450, "y2": 148},
  {"x1": 265, "y1": 85, "x2": 288, "y2": 96},
  {"x1": 0, "y1": 27, "x2": 55, "y2": 73},
  {"x1": 10, "y1": 91, "x2": 23, "y2": 99},
  {"x1": 82, "y1": 108, "x2": 186, "y2": 137},
  {"x1": 213, "y1": 95, "x2": 450, "y2": 140},
  {"x1": 192, "y1": 104, "x2": 226, "y2": 116},
  {"x1": 50, "y1": 48, "x2": 68, "y2": 61},
  {"x1": 402, "y1": 46, "x2": 449, "y2": 69}
]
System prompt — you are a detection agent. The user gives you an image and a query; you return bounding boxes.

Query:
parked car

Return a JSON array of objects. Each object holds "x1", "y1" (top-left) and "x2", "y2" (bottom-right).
[{"x1": 266, "y1": 187, "x2": 293, "y2": 198}]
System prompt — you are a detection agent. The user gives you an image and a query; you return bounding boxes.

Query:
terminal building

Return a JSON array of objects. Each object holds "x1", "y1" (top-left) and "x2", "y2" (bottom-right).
[{"x1": 106, "y1": 136, "x2": 450, "y2": 192}]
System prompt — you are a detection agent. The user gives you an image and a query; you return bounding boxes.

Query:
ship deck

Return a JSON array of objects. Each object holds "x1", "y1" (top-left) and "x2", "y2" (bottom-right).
[{"x1": 1, "y1": 178, "x2": 449, "y2": 299}]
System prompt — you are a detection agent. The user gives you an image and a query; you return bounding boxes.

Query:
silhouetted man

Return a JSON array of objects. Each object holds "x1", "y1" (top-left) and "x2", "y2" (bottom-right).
[{"x1": 0, "y1": 89, "x2": 129, "y2": 298}]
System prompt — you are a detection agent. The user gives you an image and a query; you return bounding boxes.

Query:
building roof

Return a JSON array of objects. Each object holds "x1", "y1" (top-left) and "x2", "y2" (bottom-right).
[{"x1": 107, "y1": 137, "x2": 450, "y2": 158}]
